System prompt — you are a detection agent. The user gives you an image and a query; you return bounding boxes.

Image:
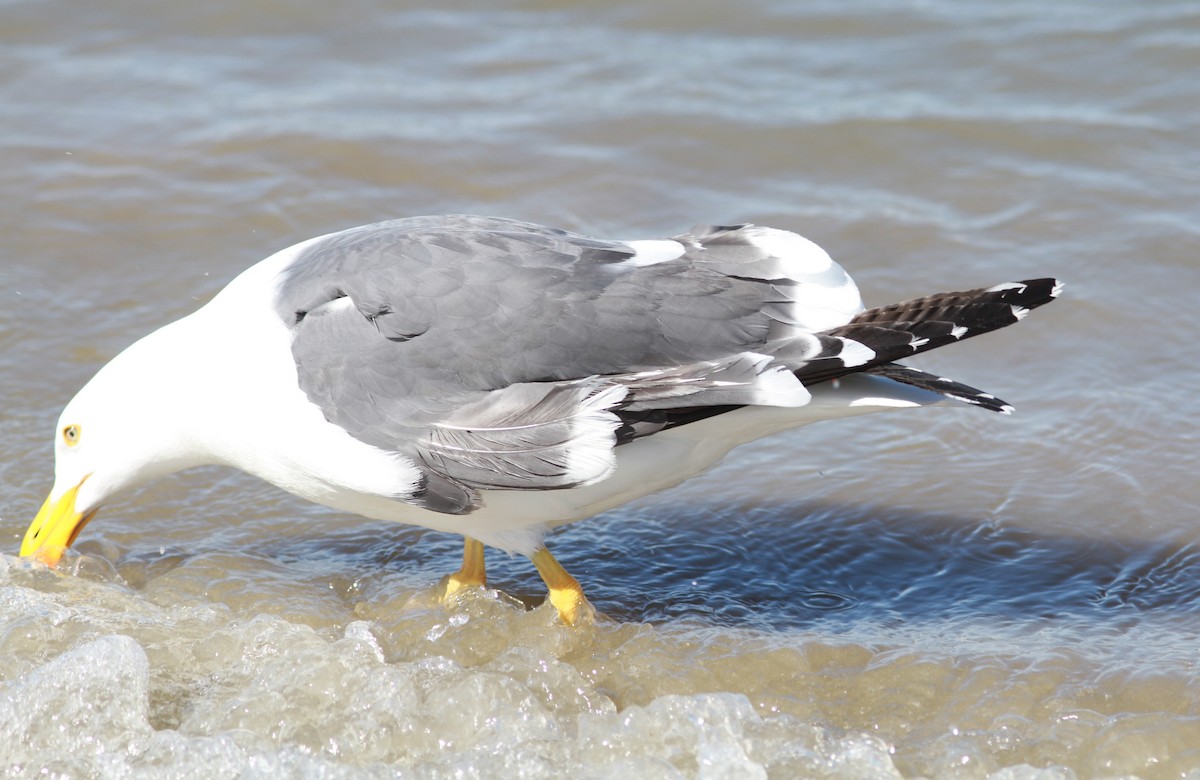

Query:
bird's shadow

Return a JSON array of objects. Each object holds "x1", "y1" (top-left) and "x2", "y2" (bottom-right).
[{"x1": 244, "y1": 497, "x2": 1200, "y2": 632}]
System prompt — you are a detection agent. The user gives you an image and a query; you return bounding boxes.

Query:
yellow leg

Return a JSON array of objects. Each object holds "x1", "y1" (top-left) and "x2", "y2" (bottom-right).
[
  {"x1": 531, "y1": 547, "x2": 593, "y2": 626},
  {"x1": 443, "y1": 537, "x2": 487, "y2": 600}
]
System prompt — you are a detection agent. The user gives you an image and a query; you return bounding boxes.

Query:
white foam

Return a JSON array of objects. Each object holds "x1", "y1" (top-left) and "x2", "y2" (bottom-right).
[
  {"x1": 0, "y1": 634, "x2": 152, "y2": 763},
  {"x1": 3, "y1": 551, "x2": 1182, "y2": 779}
]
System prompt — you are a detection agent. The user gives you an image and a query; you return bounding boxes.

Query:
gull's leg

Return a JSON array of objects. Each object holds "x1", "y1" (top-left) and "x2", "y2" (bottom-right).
[
  {"x1": 531, "y1": 546, "x2": 594, "y2": 626},
  {"x1": 443, "y1": 537, "x2": 487, "y2": 600}
]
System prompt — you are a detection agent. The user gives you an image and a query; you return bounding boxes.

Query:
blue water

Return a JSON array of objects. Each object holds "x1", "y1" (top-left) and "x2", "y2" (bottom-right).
[{"x1": 4, "y1": 0, "x2": 1200, "y2": 776}]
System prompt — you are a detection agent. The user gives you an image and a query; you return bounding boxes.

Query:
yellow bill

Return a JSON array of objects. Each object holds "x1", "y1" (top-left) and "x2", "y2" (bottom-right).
[{"x1": 21, "y1": 478, "x2": 97, "y2": 566}]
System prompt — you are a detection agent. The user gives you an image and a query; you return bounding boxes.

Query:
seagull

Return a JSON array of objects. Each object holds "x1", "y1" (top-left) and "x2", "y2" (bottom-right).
[{"x1": 22, "y1": 215, "x2": 1060, "y2": 624}]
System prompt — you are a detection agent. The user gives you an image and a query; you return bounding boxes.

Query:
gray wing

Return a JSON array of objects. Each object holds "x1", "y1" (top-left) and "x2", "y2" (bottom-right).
[{"x1": 276, "y1": 215, "x2": 861, "y2": 512}]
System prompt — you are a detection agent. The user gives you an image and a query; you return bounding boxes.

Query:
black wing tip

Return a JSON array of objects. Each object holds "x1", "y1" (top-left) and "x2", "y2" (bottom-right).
[
  {"x1": 867, "y1": 364, "x2": 1016, "y2": 414},
  {"x1": 971, "y1": 394, "x2": 1016, "y2": 415},
  {"x1": 992, "y1": 278, "x2": 1064, "y2": 310}
]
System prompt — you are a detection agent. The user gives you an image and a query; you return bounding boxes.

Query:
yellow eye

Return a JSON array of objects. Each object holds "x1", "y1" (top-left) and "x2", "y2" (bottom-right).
[{"x1": 62, "y1": 424, "x2": 81, "y2": 447}]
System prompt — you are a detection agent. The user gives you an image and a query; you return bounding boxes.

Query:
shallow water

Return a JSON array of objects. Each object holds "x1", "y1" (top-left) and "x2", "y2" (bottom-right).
[{"x1": 3, "y1": 0, "x2": 1200, "y2": 777}]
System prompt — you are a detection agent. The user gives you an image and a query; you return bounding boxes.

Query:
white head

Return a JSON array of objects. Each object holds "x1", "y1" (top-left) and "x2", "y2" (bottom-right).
[{"x1": 21, "y1": 324, "x2": 214, "y2": 566}]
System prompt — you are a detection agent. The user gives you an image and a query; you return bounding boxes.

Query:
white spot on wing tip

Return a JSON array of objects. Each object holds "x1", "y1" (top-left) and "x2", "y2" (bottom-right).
[
  {"x1": 1051, "y1": 280, "x2": 1065, "y2": 297},
  {"x1": 986, "y1": 282, "x2": 1027, "y2": 294},
  {"x1": 745, "y1": 227, "x2": 834, "y2": 274},
  {"x1": 732, "y1": 226, "x2": 865, "y2": 331},
  {"x1": 309, "y1": 295, "x2": 356, "y2": 317},
  {"x1": 848, "y1": 396, "x2": 923, "y2": 409},
  {"x1": 621, "y1": 240, "x2": 685, "y2": 267},
  {"x1": 749, "y1": 364, "x2": 812, "y2": 408},
  {"x1": 837, "y1": 338, "x2": 875, "y2": 367},
  {"x1": 563, "y1": 385, "x2": 627, "y2": 485}
]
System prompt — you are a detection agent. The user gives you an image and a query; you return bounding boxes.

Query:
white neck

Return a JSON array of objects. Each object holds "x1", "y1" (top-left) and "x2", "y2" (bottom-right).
[{"x1": 163, "y1": 239, "x2": 424, "y2": 510}]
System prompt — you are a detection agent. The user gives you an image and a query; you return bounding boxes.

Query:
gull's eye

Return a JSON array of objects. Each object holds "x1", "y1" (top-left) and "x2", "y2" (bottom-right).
[{"x1": 62, "y1": 424, "x2": 81, "y2": 447}]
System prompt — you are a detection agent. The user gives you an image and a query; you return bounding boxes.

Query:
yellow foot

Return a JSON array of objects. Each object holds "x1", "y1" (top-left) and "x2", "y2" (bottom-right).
[
  {"x1": 531, "y1": 547, "x2": 595, "y2": 626},
  {"x1": 442, "y1": 537, "x2": 487, "y2": 603},
  {"x1": 547, "y1": 582, "x2": 595, "y2": 627}
]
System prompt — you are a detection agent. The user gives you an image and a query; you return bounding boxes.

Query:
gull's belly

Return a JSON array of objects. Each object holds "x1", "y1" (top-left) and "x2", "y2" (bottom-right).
[{"x1": 332, "y1": 374, "x2": 943, "y2": 554}]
